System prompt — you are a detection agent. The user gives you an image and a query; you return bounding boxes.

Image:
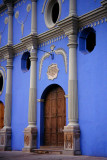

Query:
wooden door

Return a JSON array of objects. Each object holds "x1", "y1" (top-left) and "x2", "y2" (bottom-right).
[
  {"x1": 0, "y1": 102, "x2": 4, "y2": 129},
  {"x1": 44, "y1": 86, "x2": 66, "y2": 146}
]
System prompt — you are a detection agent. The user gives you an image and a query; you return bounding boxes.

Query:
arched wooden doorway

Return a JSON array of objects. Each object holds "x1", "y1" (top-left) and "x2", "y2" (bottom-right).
[
  {"x1": 43, "y1": 85, "x2": 66, "y2": 147},
  {"x1": 0, "y1": 101, "x2": 4, "y2": 129}
]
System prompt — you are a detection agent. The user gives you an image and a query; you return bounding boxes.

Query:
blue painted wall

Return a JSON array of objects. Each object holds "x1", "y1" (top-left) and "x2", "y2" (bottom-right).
[
  {"x1": 77, "y1": 0, "x2": 101, "y2": 16},
  {"x1": 0, "y1": 0, "x2": 107, "y2": 156},
  {"x1": 11, "y1": 54, "x2": 30, "y2": 150},
  {"x1": 77, "y1": 21, "x2": 107, "y2": 157},
  {"x1": 13, "y1": 0, "x2": 31, "y2": 45},
  {"x1": 36, "y1": 37, "x2": 69, "y2": 148}
]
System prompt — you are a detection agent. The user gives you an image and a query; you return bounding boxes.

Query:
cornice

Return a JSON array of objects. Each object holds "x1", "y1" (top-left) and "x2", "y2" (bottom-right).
[
  {"x1": 0, "y1": 45, "x2": 14, "y2": 59},
  {"x1": 37, "y1": 26, "x2": 64, "y2": 44},
  {"x1": 101, "y1": 0, "x2": 107, "y2": 9},
  {"x1": 0, "y1": 5, "x2": 106, "y2": 59},
  {"x1": 79, "y1": 6, "x2": 107, "y2": 28},
  {"x1": 0, "y1": 0, "x2": 21, "y2": 14},
  {"x1": 13, "y1": 42, "x2": 26, "y2": 53},
  {"x1": 21, "y1": 34, "x2": 37, "y2": 50},
  {"x1": 57, "y1": 16, "x2": 78, "y2": 36}
]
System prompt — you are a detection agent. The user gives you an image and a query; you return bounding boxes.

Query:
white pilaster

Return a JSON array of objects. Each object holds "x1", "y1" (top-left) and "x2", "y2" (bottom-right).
[
  {"x1": 69, "y1": 0, "x2": 77, "y2": 16},
  {"x1": 4, "y1": 58, "x2": 13, "y2": 128},
  {"x1": 23, "y1": 47, "x2": 37, "y2": 152},
  {"x1": 67, "y1": 34, "x2": 78, "y2": 126},
  {"x1": 31, "y1": 0, "x2": 37, "y2": 34},
  {"x1": 28, "y1": 47, "x2": 37, "y2": 127}
]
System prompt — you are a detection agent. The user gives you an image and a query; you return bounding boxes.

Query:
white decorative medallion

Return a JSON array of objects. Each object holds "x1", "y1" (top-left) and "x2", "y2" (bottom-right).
[{"x1": 47, "y1": 64, "x2": 59, "y2": 80}]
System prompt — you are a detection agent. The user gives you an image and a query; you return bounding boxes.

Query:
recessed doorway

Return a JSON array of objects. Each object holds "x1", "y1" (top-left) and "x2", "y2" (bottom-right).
[{"x1": 40, "y1": 85, "x2": 66, "y2": 147}]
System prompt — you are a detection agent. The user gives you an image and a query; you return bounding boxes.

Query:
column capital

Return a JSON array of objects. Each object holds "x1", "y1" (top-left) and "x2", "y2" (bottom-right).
[
  {"x1": 7, "y1": 3, "x2": 13, "y2": 16},
  {"x1": 30, "y1": 46, "x2": 37, "y2": 61},
  {"x1": 6, "y1": 58, "x2": 13, "y2": 69},
  {"x1": 67, "y1": 34, "x2": 78, "y2": 48}
]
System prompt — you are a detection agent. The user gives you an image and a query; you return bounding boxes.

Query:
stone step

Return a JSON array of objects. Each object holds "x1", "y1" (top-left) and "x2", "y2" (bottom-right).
[{"x1": 33, "y1": 148, "x2": 64, "y2": 154}]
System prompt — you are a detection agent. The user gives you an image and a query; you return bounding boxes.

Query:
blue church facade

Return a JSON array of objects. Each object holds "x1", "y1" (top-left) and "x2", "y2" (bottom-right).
[{"x1": 0, "y1": 0, "x2": 107, "y2": 157}]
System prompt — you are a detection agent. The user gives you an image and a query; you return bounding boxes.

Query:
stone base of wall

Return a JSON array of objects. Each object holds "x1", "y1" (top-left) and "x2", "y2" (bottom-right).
[
  {"x1": 0, "y1": 127, "x2": 12, "y2": 151},
  {"x1": 22, "y1": 127, "x2": 37, "y2": 152},
  {"x1": 64, "y1": 124, "x2": 81, "y2": 155}
]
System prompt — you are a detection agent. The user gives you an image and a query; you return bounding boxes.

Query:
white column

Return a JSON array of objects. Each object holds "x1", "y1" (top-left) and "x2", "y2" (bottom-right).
[
  {"x1": 68, "y1": 34, "x2": 78, "y2": 126},
  {"x1": 28, "y1": 47, "x2": 37, "y2": 127},
  {"x1": 4, "y1": 58, "x2": 13, "y2": 128},
  {"x1": 7, "y1": 3, "x2": 13, "y2": 45},
  {"x1": 69, "y1": 0, "x2": 77, "y2": 16},
  {"x1": 31, "y1": 0, "x2": 37, "y2": 34}
]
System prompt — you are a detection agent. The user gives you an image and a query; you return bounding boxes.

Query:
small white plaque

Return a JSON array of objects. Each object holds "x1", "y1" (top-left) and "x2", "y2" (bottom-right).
[{"x1": 47, "y1": 64, "x2": 59, "y2": 80}]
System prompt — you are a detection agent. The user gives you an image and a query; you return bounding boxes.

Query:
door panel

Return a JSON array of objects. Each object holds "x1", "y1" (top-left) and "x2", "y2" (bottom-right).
[{"x1": 44, "y1": 86, "x2": 66, "y2": 146}]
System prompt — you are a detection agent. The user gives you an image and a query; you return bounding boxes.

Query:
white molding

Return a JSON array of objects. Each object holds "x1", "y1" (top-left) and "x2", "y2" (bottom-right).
[
  {"x1": 79, "y1": 6, "x2": 107, "y2": 28},
  {"x1": 37, "y1": 26, "x2": 64, "y2": 44},
  {"x1": 0, "y1": 70, "x2": 5, "y2": 96},
  {"x1": 39, "y1": 52, "x2": 50, "y2": 79},
  {"x1": 55, "y1": 48, "x2": 67, "y2": 73},
  {"x1": 0, "y1": 6, "x2": 106, "y2": 60},
  {"x1": 44, "y1": 0, "x2": 61, "y2": 29}
]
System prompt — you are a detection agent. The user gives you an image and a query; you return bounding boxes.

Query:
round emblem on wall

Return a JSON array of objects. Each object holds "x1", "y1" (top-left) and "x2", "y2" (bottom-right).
[{"x1": 47, "y1": 64, "x2": 59, "y2": 80}]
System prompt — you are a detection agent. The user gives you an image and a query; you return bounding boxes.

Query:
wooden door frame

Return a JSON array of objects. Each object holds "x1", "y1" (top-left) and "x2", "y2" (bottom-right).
[{"x1": 40, "y1": 84, "x2": 66, "y2": 147}]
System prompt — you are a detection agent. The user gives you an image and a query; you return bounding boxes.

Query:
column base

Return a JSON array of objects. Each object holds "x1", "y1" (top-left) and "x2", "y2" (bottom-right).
[
  {"x1": 64, "y1": 124, "x2": 81, "y2": 155},
  {"x1": 22, "y1": 127, "x2": 37, "y2": 152},
  {"x1": 0, "y1": 127, "x2": 12, "y2": 151}
]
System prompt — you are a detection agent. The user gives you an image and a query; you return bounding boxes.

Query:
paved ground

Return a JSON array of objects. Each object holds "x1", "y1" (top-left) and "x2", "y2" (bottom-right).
[{"x1": 0, "y1": 151, "x2": 107, "y2": 160}]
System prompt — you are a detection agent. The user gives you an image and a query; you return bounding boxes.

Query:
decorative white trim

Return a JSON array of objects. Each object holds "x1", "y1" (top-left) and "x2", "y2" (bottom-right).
[
  {"x1": 39, "y1": 52, "x2": 50, "y2": 79},
  {"x1": 15, "y1": 4, "x2": 31, "y2": 37},
  {"x1": 79, "y1": 17, "x2": 107, "y2": 32},
  {"x1": 0, "y1": 69, "x2": 5, "y2": 96},
  {"x1": 55, "y1": 48, "x2": 67, "y2": 73},
  {"x1": 64, "y1": 95, "x2": 68, "y2": 98},
  {"x1": 79, "y1": 6, "x2": 107, "y2": 28},
  {"x1": 37, "y1": 99, "x2": 44, "y2": 102},
  {"x1": 47, "y1": 63, "x2": 59, "y2": 80},
  {"x1": 42, "y1": 0, "x2": 64, "y2": 14},
  {"x1": 39, "y1": 45, "x2": 67, "y2": 80},
  {"x1": 0, "y1": 66, "x2": 6, "y2": 79},
  {"x1": 44, "y1": 0, "x2": 61, "y2": 29},
  {"x1": 0, "y1": 17, "x2": 8, "y2": 45}
]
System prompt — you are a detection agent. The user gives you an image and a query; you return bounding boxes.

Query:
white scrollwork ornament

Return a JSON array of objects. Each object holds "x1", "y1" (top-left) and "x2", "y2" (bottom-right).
[
  {"x1": 4, "y1": 17, "x2": 8, "y2": 24},
  {"x1": 27, "y1": 4, "x2": 31, "y2": 12},
  {"x1": 39, "y1": 45, "x2": 67, "y2": 79},
  {"x1": 15, "y1": 4, "x2": 31, "y2": 37},
  {"x1": 15, "y1": 11, "x2": 19, "y2": 19},
  {"x1": 0, "y1": 17, "x2": 8, "y2": 45}
]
